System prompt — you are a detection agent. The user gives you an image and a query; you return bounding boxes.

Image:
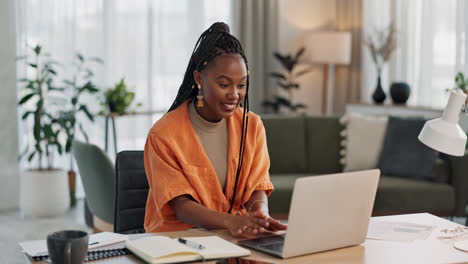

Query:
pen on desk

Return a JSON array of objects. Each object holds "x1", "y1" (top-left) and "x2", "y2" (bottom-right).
[
  {"x1": 177, "y1": 238, "x2": 205, "y2": 250},
  {"x1": 89, "y1": 241, "x2": 99, "y2": 246}
]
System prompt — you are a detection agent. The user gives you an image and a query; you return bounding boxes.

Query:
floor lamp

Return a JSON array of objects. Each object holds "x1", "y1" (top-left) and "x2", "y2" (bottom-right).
[{"x1": 306, "y1": 32, "x2": 351, "y2": 115}]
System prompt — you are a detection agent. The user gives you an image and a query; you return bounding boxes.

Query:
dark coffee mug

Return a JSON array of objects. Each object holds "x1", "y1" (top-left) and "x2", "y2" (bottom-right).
[{"x1": 47, "y1": 230, "x2": 89, "y2": 264}]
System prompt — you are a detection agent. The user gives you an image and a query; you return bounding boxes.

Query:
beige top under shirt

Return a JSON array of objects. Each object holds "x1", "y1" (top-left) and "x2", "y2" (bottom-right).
[{"x1": 188, "y1": 101, "x2": 228, "y2": 189}]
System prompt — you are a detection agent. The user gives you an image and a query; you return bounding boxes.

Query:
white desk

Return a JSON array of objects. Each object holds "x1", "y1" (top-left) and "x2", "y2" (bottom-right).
[{"x1": 28, "y1": 213, "x2": 468, "y2": 264}]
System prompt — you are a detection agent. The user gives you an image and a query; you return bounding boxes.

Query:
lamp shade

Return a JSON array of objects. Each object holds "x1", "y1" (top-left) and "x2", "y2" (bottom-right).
[
  {"x1": 306, "y1": 31, "x2": 352, "y2": 64},
  {"x1": 418, "y1": 90, "x2": 467, "y2": 156}
]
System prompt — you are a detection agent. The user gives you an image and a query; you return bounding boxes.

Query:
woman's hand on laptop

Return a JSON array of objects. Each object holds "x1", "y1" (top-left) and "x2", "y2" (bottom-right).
[
  {"x1": 224, "y1": 214, "x2": 271, "y2": 237},
  {"x1": 249, "y1": 210, "x2": 287, "y2": 232}
]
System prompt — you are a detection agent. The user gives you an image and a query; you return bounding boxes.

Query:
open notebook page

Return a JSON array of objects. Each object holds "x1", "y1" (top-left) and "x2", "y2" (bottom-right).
[{"x1": 126, "y1": 236, "x2": 250, "y2": 263}]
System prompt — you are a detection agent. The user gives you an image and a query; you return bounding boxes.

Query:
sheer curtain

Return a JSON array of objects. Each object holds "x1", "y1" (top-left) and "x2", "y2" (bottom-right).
[
  {"x1": 16, "y1": 0, "x2": 232, "y2": 155},
  {"x1": 363, "y1": 0, "x2": 468, "y2": 108},
  {"x1": 16, "y1": 0, "x2": 232, "y2": 196}
]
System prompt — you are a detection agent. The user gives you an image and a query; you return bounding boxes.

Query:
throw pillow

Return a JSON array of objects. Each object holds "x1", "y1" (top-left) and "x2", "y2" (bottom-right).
[
  {"x1": 339, "y1": 113, "x2": 388, "y2": 172},
  {"x1": 377, "y1": 116, "x2": 438, "y2": 180}
]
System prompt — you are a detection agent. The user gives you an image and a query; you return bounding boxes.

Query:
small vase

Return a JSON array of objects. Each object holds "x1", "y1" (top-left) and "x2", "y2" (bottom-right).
[
  {"x1": 390, "y1": 82, "x2": 411, "y2": 104},
  {"x1": 372, "y1": 75, "x2": 386, "y2": 104}
]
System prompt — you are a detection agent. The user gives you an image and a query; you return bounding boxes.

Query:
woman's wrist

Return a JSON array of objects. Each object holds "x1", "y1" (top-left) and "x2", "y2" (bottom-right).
[
  {"x1": 221, "y1": 213, "x2": 236, "y2": 229},
  {"x1": 247, "y1": 199, "x2": 268, "y2": 213}
]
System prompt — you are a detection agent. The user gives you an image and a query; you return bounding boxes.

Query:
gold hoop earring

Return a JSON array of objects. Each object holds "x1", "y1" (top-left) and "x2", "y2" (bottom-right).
[{"x1": 197, "y1": 85, "x2": 204, "y2": 107}]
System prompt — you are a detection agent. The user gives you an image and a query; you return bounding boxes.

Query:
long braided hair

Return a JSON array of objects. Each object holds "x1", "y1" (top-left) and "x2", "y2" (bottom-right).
[{"x1": 168, "y1": 22, "x2": 249, "y2": 214}]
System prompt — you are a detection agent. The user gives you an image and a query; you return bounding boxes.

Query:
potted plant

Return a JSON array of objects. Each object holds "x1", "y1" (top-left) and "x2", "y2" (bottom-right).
[
  {"x1": 364, "y1": 22, "x2": 397, "y2": 104},
  {"x1": 263, "y1": 47, "x2": 312, "y2": 113},
  {"x1": 17, "y1": 44, "x2": 70, "y2": 217},
  {"x1": 56, "y1": 53, "x2": 102, "y2": 206},
  {"x1": 449, "y1": 72, "x2": 468, "y2": 93},
  {"x1": 100, "y1": 78, "x2": 140, "y2": 115}
]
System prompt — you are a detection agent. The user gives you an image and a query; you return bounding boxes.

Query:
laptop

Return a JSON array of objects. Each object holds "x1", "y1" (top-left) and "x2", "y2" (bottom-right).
[{"x1": 238, "y1": 169, "x2": 380, "y2": 259}]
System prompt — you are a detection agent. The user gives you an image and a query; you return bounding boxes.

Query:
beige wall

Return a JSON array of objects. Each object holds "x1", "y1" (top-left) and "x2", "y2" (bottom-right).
[
  {"x1": 0, "y1": 0, "x2": 19, "y2": 211},
  {"x1": 278, "y1": 0, "x2": 336, "y2": 115}
]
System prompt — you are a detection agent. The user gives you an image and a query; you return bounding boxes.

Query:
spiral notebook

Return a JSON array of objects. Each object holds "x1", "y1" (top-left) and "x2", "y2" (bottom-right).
[
  {"x1": 29, "y1": 247, "x2": 132, "y2": 262},
  {"x1": 19, "y1": 232, "x2": 129, "y2": 262}
]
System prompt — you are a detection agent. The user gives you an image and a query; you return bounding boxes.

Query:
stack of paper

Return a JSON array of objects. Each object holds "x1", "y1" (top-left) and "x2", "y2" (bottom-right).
[{"x1": 367, "y1": 220, "x2": 435, "y2": 241}]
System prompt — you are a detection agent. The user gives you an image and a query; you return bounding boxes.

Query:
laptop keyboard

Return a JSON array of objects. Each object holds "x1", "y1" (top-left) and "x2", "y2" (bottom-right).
[{"x1": 260, "y1": 243, "x2": 284, "y2": 252}]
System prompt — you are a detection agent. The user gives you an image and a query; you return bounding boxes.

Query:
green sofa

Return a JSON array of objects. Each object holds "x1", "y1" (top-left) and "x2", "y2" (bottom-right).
[{"x1": 261, "y1": 115, "x2": 468, "y2": 217}]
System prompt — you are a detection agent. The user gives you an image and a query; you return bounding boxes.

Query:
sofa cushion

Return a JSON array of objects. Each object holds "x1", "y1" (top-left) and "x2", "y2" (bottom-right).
[
  {"x1": 305, "y1": 116, "x2": 343, "y2": 174},
  {"x1": 377, "y1": 117, "x2": 439, "y2": 180},
  {"x1": 262, "y1": 115, "x2": 307, "y2": 173},
  {"x1": 373, "y1": 176, "x2": 455, "y2": 214},
  {"x1": 433, "y1": 157, "x2": 450, "y2": 183},
  {"x1": 339, "y1": 113, "x2": 388, "y2": 172}
]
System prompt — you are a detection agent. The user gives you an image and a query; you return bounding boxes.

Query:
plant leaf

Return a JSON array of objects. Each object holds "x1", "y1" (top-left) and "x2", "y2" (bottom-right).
[
  {"x1": 79, "y1": 104, "x2": 94, "y2": 122},
  {"x1": 47, "y1": 68, "x2": 57, "y2": 75},
  {"x1": 55, "y1": 142, "x2": 63, "y2": 155},
  {"x1": 25, "y1": 81, "x2": 36, "y2": 90},
  {"x1": 273, "y1": 52, "x2": 291, "y2": 70},
  {"x1": 274, "y1": 96, "x2": 292, "y2": 106},
  {"x1": 277, "y1": 82, "x2": 299, "y2": 90},
  {"x1": 48, "y1": 87, "x2": 65, "y2": 91},
  {"x1": 295, "y1": 69, "x2": 313, "y2": 78},
  {"x1": 293, "y1": 103, "x2": 307, "y2": 109},
  {"x1": 270, "y1": 72, "x2": 287, "y2": 80},
  {"x1": 294, "y1": 47, "x2": 305, "y2": 61},
  {"x1": 79, "y1": 123, "x2": 89, "y2": 142},
  {"x1": 63, "y1": 80, "x2": 75, "y2": 86},
  {"x1": 18, "y1": 93, "x2": 35, "y2": 105},
  {"x1": 82, "y1": 82, "x2": 99, "y2": 93},
  {"x1": 89, "y1": 57, "x2": 104, "y2": 64},
  {"x1": 76, "y1": 53, "x2": 84, "y2": 62},
  {"x1": 65, "y1": 137, "x2": 73, "y2": 153},
  {"x1": 33, "y1": 120, "x2": 41, "y2": 144},
  {"x1": 18, "y1": 146, "x2": 29, "y2": 161},
  {"x1": 27, "y1": 151, "x2": 36, "y2": 162},
  {"x1": 43, "y1": 124, "x2": 54, "y2": 138},
  {"x1": 285, "y1": 55, "x2": 295, "y2": 71},
  {"x1": 33, "y1": 45, "x2": 42, "y2": 55},
  {"x1": 22, "y1": 111, "x2": 34, "y2": 120}
]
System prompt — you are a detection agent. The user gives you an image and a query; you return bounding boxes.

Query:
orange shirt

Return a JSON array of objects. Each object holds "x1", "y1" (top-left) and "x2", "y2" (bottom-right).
[{"x1": 144, "y1": 99, "x2": 273, "y2": 232}]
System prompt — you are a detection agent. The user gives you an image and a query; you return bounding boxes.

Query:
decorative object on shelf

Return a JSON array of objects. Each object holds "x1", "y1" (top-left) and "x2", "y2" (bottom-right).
[
  {"x1": 390, "y1": 82, "x2": 411, "y2": 104},
  {"x1": 372, "y1": 76, "x2": 386, "y2": 104},
  {"x1": 56, "y1": 52, "x2": 102, "y2": 207},
  {"x1": 306, "y1": 31, "x2": 352, "y2": 115},
  {"x1": 262, "y1": 47, "x2": 313, "y2": 114},
  {"x1": 17, "y1": 44, "x2": 69, "y2": 217},
  {"x1": 100, "y1": 78, "x2": 141, "y2": 115},
  {"x1": 365, "y1": 22, "x2": 397, "y2": 104}
]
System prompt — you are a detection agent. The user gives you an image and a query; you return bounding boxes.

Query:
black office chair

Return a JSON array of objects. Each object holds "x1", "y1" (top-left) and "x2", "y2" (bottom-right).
[{"x1": 114, "y1": 151, "x2": 149, "y2": 234}]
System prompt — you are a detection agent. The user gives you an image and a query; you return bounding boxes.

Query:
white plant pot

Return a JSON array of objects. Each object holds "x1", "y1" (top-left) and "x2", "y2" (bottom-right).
[{"x1": 20, "y1": 169, "x2": 70, "y2": 217}]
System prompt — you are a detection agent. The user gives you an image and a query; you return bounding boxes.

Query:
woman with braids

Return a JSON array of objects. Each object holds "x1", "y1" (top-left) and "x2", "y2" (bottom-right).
[{"x1": 144, "y1": 22, "x2": 287, "y2": 236}]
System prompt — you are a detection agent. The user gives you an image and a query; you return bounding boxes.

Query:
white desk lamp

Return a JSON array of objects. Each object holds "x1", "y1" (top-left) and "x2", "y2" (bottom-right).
[
  {"x1": 418, "y1": 89, "x2": 467, "y2": 156},
  {"x1": 418, "y1": 89, "x2": 468, "y2": 251}
]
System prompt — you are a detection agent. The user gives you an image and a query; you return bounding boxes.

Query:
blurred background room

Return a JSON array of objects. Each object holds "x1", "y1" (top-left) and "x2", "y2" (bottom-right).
[{"x1": 2, "y1": 0, "x2": 468, "y2": 263}]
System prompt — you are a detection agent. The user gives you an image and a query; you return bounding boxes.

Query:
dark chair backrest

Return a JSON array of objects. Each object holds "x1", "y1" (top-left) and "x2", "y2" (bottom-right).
[{"x1": 114, "y1": 151, "x2": 149, "y2": 234}]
